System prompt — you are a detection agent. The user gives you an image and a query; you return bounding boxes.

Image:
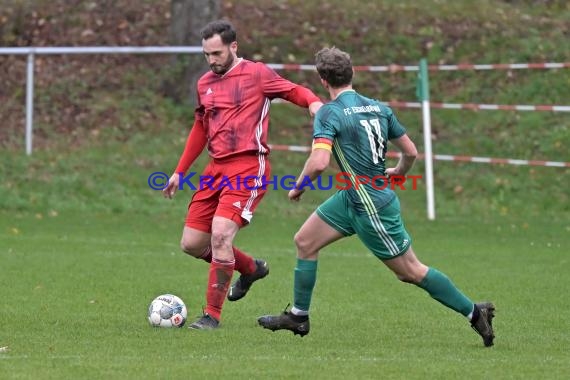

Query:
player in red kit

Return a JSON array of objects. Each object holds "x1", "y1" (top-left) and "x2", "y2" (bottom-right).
[{"x1": 162, "y1": 19, "x2": 323, "y2": 330}]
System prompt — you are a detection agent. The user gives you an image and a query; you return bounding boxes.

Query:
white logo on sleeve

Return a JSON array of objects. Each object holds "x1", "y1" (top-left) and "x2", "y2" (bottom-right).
[
  {"x1": 206, "y1": 88, "x2": 213, "y2": 95},
  {"x1": 232, "y1": 201, "x2": 241, "y2": 209}
]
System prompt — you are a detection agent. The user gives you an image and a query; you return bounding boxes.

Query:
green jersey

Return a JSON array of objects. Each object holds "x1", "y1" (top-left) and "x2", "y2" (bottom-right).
[{"x1": 313, "y1": 90, "x2": 406, "y2": 214}]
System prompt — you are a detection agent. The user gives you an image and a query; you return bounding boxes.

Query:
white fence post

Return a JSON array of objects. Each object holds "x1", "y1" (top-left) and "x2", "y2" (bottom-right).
[
  {"x1": 26, "y1": 53, "x2": 35, "y2": 156},
  {"x1": 0, "y1": 46, "x2": 203, "y2": 155},
  {"x1": 418, "y1": 58, "x2": 436, "y2": 220}
]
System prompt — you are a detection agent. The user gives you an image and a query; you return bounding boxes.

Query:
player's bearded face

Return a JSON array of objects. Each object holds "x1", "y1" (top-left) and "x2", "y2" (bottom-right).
[
  {"x1": 203, "y1": 35, "x2": 237, "y2": 75},
  {"x1": 210, "y1": 49, "x2": 234, "y2": 75}
]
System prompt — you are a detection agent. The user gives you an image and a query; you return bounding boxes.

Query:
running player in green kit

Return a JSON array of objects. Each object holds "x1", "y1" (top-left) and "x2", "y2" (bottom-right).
[{"x1": 258, "y1": 47, "x2": 496, "y2": 347}]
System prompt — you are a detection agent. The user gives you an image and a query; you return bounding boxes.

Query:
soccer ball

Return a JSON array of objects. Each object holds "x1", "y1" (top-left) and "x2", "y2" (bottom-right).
[{"x1": 147, "y1": 294, "x2": 188, "y2": 328}]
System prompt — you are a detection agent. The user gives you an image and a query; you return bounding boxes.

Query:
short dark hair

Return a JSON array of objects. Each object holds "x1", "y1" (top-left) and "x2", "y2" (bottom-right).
[
  {"x1": 315, "y1": 47, "x2": 353, "y2": 88},
  {"x1": 200, "y1": 20, "x2": 237, "y2": 45}
]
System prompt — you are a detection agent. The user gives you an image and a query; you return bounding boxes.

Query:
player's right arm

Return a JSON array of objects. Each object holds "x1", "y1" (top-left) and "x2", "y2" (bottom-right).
[
  {"x1": 289, "y1": 139, "x2": 332, "y2": 201},
  {"x1": 288, "y1": 105, "x2": 337, "y2": 201},
  {"x1": 162, "y1": 118, "x2": 207, "y2": 199}
]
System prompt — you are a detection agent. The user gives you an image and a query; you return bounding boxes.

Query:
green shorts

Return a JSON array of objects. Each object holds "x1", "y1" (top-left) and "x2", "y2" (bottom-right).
[{"x1": 316, "y1": 191, "x2": 411, "y2": 260}]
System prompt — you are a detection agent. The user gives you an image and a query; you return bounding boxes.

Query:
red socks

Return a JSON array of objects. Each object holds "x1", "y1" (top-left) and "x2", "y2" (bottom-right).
[
  {"x1": 205, "y1": 258, "x2": 234, "y2": 321},
  {"x1": 200, "y1": 247, "x2": 256, "y2": 321},
  {"x1": 198, "y1": 247, "x2": 212, "y2": 262},
  {"x1": 198, "y1": 246, "x2": 256, "y2": 275},
  {"x1": 232, "y1": 247, "x2": 257, "y2": 274}
]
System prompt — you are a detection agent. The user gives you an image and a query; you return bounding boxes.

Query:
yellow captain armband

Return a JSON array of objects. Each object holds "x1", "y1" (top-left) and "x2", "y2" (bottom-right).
[
  {"x1": 312, "y1": 143, "x2": 332, "y2": 152},
  {"x1": 312, "y1": 138, "x2": 333, "y2": 152}
]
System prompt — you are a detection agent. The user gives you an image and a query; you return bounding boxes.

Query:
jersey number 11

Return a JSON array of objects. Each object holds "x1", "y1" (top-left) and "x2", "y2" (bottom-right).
[{"x1": 360, "y1": 118, "x2": 385, "y2": 164}]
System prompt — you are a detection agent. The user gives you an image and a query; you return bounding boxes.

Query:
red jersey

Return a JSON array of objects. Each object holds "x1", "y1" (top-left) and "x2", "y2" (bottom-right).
[{"x1": 195, "y1": 59, "x2": 318, "y2": 159}]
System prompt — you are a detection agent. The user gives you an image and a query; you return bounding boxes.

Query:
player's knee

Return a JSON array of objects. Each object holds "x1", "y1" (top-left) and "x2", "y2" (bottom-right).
[
  {"x1": 294, "y1": 231, "x2": 314, "y2": 259},
  {"x1": 293, "y1": 230, "x2": 305, "y2": 249},
  {"x1": 180, "y1": 238, "x2": 202, "y2": 257},
  {"x1": 210, "y1": 230, "x2": 233, "y2": 252},
  {"x1": 395, "y1": 272, "x2": 417, "y2": 284},
  {"x1": 395, "y1": 267, "x2": 427, "y2": 284}
]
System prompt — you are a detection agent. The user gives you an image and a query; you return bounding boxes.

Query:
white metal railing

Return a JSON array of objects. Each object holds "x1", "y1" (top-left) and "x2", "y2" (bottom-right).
[
  {"x1": 0, "y1": 46, "x2": 203, "y2": 155},
  {"x1": 2, "y1": 47, "x2": 568, "y2": 221},
  {"x1": 2, "y1": 46, "x2": 569, "y2": 155},
  {"x1": 0, "y1": 46, "x2": 203, "y2": 55}
]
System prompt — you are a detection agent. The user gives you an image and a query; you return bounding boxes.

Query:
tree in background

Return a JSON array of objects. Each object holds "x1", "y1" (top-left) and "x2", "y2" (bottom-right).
[{"x1": 163, "y1": 0, "x2": 220, "y2": 106}]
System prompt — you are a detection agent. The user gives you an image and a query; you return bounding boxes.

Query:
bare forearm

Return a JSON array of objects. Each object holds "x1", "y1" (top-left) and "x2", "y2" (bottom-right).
[
  {"x1": 294, "y1": 149, "x2": 330, "y2": 189},
  {"x1": 395, "y1": 154, "x2": 416, "y2": 176},
  {"x1": 389, "y1": 134, "x2": 417, "y2": 175},
  {"x1": 295, "y1": 160, "x2": 324, "y2": 189}
]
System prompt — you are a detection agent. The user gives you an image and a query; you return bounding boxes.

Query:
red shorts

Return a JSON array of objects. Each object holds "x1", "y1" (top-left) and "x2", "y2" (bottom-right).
[{"x1": 185, "y1": 154, "x2": 271, "y2": 232}]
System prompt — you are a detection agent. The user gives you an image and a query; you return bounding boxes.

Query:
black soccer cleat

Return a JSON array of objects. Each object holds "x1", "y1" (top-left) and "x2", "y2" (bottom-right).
[
  {"x1": 258, "y1": 308, "x2": 310, "y2": 337},
  {"x1": 227, "y1": 259, "x2": 269, "y2": 302},
  {"x1": 188, "y1": 313, "x2": 220, "y2": 330},
  {"x1": 471, "y1": 302, "x2": 495, "y2": 347}
]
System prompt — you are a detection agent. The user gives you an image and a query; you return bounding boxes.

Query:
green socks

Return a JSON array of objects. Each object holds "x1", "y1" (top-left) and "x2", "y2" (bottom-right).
[
  {"x1": 293, "y1": 258, "x2": 318, "y2": 312},
  {"x1": 292, "y1": 261, "x2": 473, "y2": 317},
  {"x1": 417, "y1": 267, "x2": 474, "y2": 316}
]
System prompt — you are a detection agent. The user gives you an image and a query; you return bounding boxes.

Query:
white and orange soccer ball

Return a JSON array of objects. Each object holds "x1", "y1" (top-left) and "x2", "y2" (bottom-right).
[{"x1": 147, "y1": 294, "x2": 187, "y2": 328}]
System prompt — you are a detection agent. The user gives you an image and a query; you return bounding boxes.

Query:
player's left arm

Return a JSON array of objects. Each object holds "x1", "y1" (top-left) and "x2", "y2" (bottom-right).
[
  {"x1": 259, "y1": 64, "x2": 323, "y2": 116},
  {"x1": 285, "y1": 86, "x2": 323, "y2": 116},
  {"x1": 289, "y1": 138, "x2": 332, "y2": 201},
  {"x1": 384, "y1": 108, "x2": 417, "y2": 177},
  {"x1": 386, "y1": 134, "x2": 417, "y2": 177}
]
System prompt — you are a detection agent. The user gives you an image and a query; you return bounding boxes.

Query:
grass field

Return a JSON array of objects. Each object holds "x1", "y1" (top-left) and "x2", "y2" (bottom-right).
[
  {"x1": 1, "y1": 143, "x2": 569, "y2": 379},
  {"x1": 1, "y1": 1, "x2": 569, "y2": 378}
]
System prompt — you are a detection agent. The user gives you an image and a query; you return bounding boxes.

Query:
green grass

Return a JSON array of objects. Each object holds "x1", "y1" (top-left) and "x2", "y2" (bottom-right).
[
  {"x1": 1, "y1": 125, "x2": 569, "y2": 378},
  {"x1": 1, "y1": 195, "x2": 569, "y2": 379},
  {"x1": 1, "y1": 0, "x2": 569, "y2": 377}
]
